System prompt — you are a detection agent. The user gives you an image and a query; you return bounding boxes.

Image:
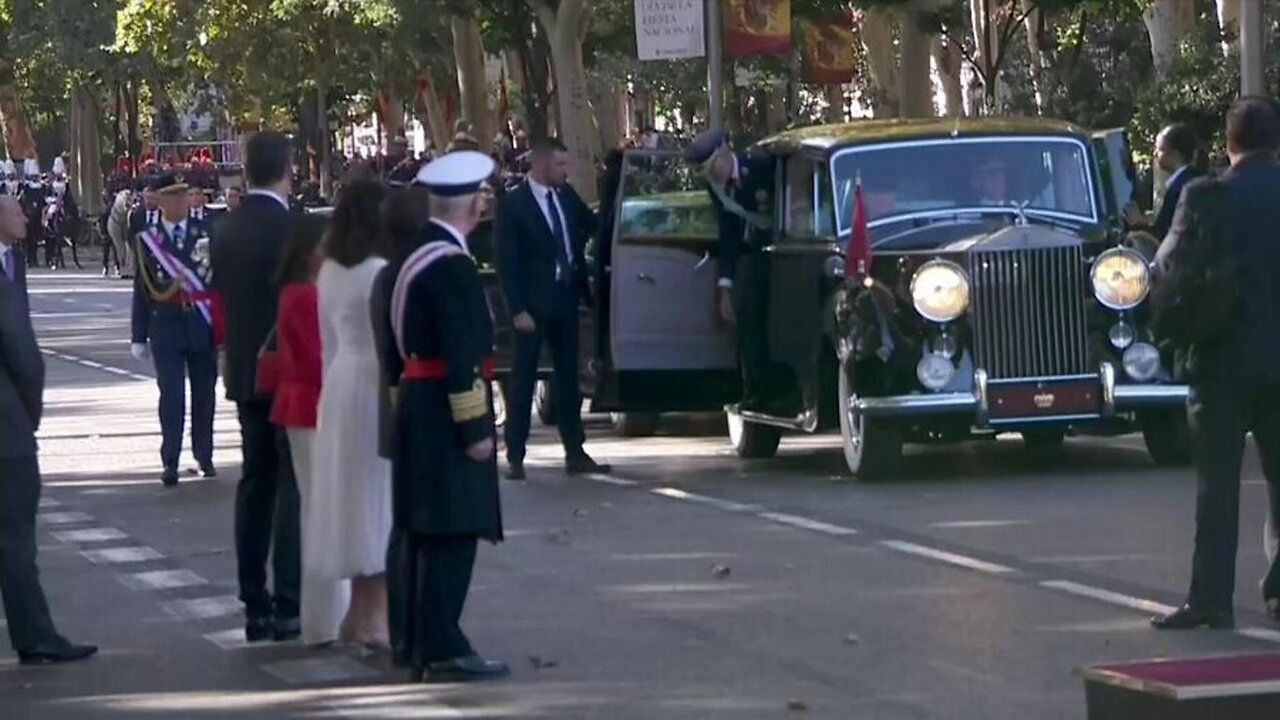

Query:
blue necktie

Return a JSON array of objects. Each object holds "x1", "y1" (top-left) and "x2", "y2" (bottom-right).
[{"x1": 544, "y1": 189, "x2": 570, "y2": 280}]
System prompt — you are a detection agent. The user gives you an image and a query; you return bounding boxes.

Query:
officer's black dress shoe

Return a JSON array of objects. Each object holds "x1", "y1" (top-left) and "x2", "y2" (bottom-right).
[
  {"x1": 161, "y1": 466, "x2": 179, "y2": 487},
  {"x1": 1151, "y1": 604, "x2": 1235, "y2": 630},
  {"x1": 273, "y1": 616, "x2": 301, "y2": 642},
  {"x1": 245, "y1": 617, "x2": 274, "y2": 643},
  {"x1": 422, "y1": 654, "x2": 510, "y2": 683},
  {"x1": 199, "y1": 462, "x2": 218, "y2": 478},
  {"x1": 18, "y1": 640, "x2": 98, "y2": 665},
  {"x1": 565, "y1": 453, "x2": 611, "y2": 476},
  {"x1": 506, "y1": 462, "x2": 526, "y2": 481}
]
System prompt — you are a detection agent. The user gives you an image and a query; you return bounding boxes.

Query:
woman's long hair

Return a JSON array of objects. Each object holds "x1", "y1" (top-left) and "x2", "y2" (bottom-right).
[
  {"x1": 274, "y1": 213, "x2": 329, "y2": 287},
  {"x1": 322, "y1": 179, "x2": 387, "y2": 267},
  {"x1": 380, "y1": 187, "x2": 431, "y2": 263}
]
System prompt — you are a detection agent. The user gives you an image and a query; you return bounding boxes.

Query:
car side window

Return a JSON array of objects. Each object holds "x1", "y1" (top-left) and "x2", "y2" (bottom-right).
[
  {"x1": 816, "y1": 163, "x2": 835, "y2": 237},
  {"x1": 785, "y1": 157, "x2": 816, "y2": 239}
]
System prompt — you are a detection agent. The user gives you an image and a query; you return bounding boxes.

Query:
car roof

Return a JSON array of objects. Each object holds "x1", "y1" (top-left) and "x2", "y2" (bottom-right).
[{"x1": 758, "y1": 117, "x2": 1088, "y2": 155}]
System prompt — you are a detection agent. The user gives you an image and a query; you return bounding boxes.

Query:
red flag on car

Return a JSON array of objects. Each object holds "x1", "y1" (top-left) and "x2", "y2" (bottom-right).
[{"x1": 845, "y1": 174, "x2": 871, "y2": 281}]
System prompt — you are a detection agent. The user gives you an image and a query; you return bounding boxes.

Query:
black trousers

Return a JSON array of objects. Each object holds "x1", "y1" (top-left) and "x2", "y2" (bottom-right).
[
  {"x1": 505, "y1": 286, "x2": 585, "y2": 464},
  {"x1": 386, "y1": 527, "x2": 410, "y2": 665},
  {"x1": 1186, "y1": 373, "x2": 1280, "y2": 612},
  {"x1": 151, "y1": 328, "x2": 216, "y2": 469},
  {"x1": 733, "y1": 254, "x2": 769, "y2": 404},
  {"x1": 407, "y1": 534, "x2": 477, "y2": 666},
  {"x1": 0, "y1": 456, "x2": 62, "y2": 652},
  {"x1": 233, "y1": 400, "x2": 301, "y2": 620}
]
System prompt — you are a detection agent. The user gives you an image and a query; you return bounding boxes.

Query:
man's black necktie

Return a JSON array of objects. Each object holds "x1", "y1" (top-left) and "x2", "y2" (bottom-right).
[{"x1": 545, "y1": 189, "x2": 570, "y2": 281}]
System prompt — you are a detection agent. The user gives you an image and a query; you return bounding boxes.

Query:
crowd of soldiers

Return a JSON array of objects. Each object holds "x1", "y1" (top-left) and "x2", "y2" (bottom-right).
[{"x1": 1, "y1": 157, "x2": 81, "y2": 272}]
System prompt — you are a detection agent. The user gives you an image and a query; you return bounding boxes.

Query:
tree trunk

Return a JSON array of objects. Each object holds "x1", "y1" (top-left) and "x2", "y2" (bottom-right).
[
  {"x1": 0, "y1": 58, "x2": 37, "y2": 160},
  {"x1": 418, "y1": 73, "x2": 450, "y2": 150},
  {"x1": 125, "y1": 80, "x2": 141, "y2": 166},
  {"x1": 932, "y1": 37, "x2": 964, "y2": 117},
  {"x1": 860, "y1": 8, "x2": 899, "y2": 117},
  {"x1": 897, "y1": 2, "x2": 934, "y2": 119},
  {"x1": 969, "y1": 0, "x2": 1009, "y2": 114},
  {"x1": 317, "y1": 79, "x2": 332, "y2": 199},
  {"x1": 452, "y1": 15, "x2": 493, "y2": 151},
  {"x1": 1142, "y1": 0, "x2": 1196, "y2": 81},
  {"x1": 1217, "y1": 0, "x2": 1241, "y2": 56},
  {"x1": 383, "y1": 88, "x2": 406, "y2": 141},
  {"x1": 531, "y1": 0, "x2": 596, "y2": 202},
  {"x1": 591, "y1": 75, "x2": 624, "y2": 151},
  {"x1": 69, "y1": 84, "x2": 103, "y2": 213},
  {"x1": 1022, "y1": 0, "x2": 1049, "y2": 114},
  {"x1": 823, "y1": 85, "x2": 845, "y2": 123}
]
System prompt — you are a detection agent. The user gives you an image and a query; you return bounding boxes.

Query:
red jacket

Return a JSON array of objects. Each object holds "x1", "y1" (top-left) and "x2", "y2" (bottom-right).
[{"x1": 270, "y1": 282, "x2": 321, "y2": 428}]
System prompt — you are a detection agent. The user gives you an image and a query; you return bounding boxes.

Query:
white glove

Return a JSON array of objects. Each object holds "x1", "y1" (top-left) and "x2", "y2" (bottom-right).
[{"x1": 131, "y1": 342, "x2": 151, "y2": 361}]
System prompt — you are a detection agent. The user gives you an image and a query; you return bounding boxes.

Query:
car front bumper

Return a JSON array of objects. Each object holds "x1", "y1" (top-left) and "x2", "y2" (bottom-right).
[{"x1": 854, "y1": 363, "x2": 1188, "y2": 424}]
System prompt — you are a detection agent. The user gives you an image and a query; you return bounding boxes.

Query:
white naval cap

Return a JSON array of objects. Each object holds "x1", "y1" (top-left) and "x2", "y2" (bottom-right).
[
  {"x1": 23, "y1": 158, "x2": 39, "y2": 177},
  {"x1": 52, "y1": 156, "x2": 66, "y2": 176},
  {"x1": 0, "y1": 159, "x2": 14, "y2": 176},
  {"x1": 414, "y1": 150, "x2": 494, "y2": 197}
]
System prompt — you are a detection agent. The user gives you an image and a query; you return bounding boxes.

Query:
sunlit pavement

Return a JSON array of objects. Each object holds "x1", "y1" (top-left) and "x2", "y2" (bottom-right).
[{"x1": 5, "y1": 268, "x2": 1280, "y2": 719}]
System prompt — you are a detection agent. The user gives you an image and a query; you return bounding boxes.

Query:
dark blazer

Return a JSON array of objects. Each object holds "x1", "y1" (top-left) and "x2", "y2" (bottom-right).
[
  {"x1": 1154, "y1": 155, "x2": 1280, "y2": 382},
  {"x1": 1152, "y1": 166, "x2": 1202, "y2": 241},
  {"x1": 0, "y1": 271, "x2": 43, "y2": 458},
  {"x1": 709, "y1": 152, "x2": 776, "y2": 284},
  {"x1": 210, "y1": 192, "x2": 294, "y2": 402},
  {"x1": 128, "y1": 206, "x2": 159, "y2": 239},
  {"x1": 494, "y1": 180, "x2": 597, "y2": 320},
  {"x1": 3, "y1": 245, "x2": 27, "y2": 294}
]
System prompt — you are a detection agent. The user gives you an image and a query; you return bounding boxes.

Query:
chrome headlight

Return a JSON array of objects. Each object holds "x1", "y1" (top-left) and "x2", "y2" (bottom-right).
[
  {"x1": 910, "y1": 260, "x2": 970, "y2": 323},
  {"x1": 1122, "y1": 342, "x2": 1161, "y2": 382},
  {"x1": 1091, "y1": 248, "x2": 1150, "y2": 310}
]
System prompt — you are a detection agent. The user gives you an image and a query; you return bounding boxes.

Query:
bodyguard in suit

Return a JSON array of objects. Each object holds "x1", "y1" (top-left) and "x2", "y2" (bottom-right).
[
  {"x1": 495, "y1": 137, "x2": 609, "y2": 480},
  {"x1": 129, "y1": 173, "x2": 218, "y2": 486},
  {"x1": 379, "y1": 151, "x2": 507, "y2": 681},
  {"x1": 1150, "y1": 97, "x2": 1280, "y2": 630},
  {"x1": 129, "y1": 188, "x2": 161, "y2": 239},
  {"x1": 684, "y1": 130, "x2": 779, "y2": 413},
  {"x1": 0, "y1": 195, "x2": 97, "y2": 665},
  {"x1": 1128, "y1": 123, "x2": 1203, "y2": 241},
  {"x1": 209, "y1": 132, "x2": 301, "y2": 643}
]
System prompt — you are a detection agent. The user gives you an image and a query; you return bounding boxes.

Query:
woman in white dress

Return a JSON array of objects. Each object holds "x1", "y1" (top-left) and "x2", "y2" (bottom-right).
[{"x1": 310, "y1": 181, "x2": 394, "y2": 648}]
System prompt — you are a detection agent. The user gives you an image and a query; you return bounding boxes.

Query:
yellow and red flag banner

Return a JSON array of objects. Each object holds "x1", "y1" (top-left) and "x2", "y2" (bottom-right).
[
  {"x1": 724, "y1": 0, "x2": 790, "y2": 56},
  {"x1": 800, "y1": 13, "x2": 855, "y2": 84}
]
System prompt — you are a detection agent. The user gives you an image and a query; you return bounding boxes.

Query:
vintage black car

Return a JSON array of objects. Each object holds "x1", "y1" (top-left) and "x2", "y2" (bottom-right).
[{"x1": 582, "y1": 119, "x2": 1189, "y2": 478}]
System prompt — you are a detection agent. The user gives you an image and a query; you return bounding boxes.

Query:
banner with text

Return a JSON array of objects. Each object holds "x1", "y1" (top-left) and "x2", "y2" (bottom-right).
[
  {"x1": 724, "y1": 0, "x2": 790, "y2": 56},
  {"x1": 635, "y1": 0, "x2": 705, "y2": 61},
  {"x1": 800, "y1": 13, "x2": 855, "y2": 83}
]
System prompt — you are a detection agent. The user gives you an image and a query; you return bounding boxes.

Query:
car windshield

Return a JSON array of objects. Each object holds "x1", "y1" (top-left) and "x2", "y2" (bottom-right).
[{"x1": 831, "y1": 136, "x2": 1097, "y2": 232}]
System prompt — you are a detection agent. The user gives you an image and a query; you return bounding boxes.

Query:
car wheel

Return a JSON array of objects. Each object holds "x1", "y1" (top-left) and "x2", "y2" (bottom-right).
[
  {"x1": 727, "y1": 409, "x2": 781, "y2": 459},
  {"x1": 1021, "y1": 427, "x2": 1066, "y2": 453},
  {"x1": 534, "y1": 380, "x2": 557, "y2": 426},
  {"x1": 837, "y1": 365, "x2": 902, "y2": 479},
  {"x1": 612, "y1": 412, "x2": 659, "y2": 438},
  {"x1": 1139, "y1": 409, "x2": 1191, "y2": 466}
]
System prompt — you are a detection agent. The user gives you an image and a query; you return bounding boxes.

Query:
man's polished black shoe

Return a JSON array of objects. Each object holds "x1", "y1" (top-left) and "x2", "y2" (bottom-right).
[
  {"x1": 18, "y1": 641, "x2": 98, "y2": 665},
  {"x1": 199, "y1": 462, "x2": 218, "y2": 478},
  {"x1": 506, "y1": 462, "x2": 526, "y2": 481},
  {"x1": 565, "y1": 453, "x2": 611, "y2": 476},
  {"x1": 423, "y1": 654, "x2": 510, "y2": 683},
  {"x1": 245, "y1": 617, "x2": 273, "y2": 643},
  {"x1": 161, "y1": 466, "x2": 179, "y2": 487},
  {"x1": 273, "y1": 616, "x2": 301, "y2": 642},
  {"x1": 1151, "y1": 604, "x2": 1235, "y2": 630}
]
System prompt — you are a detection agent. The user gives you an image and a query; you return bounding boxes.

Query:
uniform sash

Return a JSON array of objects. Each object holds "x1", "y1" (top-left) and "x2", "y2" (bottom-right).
[
  {"x1": 390, "y1": 240, "x2": 467, "y2": 359},
  {"x1": 140, "y1": 226, "x2": 213, "y2": 326}
]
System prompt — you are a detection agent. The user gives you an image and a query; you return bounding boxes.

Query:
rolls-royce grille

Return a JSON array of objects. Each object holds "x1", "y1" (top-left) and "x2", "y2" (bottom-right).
[{"x1": 967, "y1": 246, "x2": 1091, "y2": 379}]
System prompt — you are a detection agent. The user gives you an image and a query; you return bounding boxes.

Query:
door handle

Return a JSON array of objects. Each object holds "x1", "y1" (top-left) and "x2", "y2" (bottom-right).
[
  {"x1": 636, "y1": 273, "x2": 656, "y2": 285},
  {"x1": 693, "y1": 251, "x2": 710, "y2": 271}
]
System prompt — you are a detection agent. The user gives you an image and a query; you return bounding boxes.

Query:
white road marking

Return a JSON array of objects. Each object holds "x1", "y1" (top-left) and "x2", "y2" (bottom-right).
[
  {"x1": 160, "y1": 595, "x2": 242, "y2": 621},
  {"x1": 1237, "y1": 627, "x2": 1280, "y2": 644},
  {"x1": 590, "y1": 476, "x2": 639, "y2": 487},
  {"x1": 260, "y1": 657, "x2": 382, "y2": 685},
  {"x1": 38, "y1": 511, "x2": 94, "y2": 525},
  {"x1": 119, "y1": 569, "x2": 208, "y2": 591},
  {"x1": 1032, "y1": 553, "x2": 1154, "y2": 564},
  {"x1": 879, "y1": 540, "x2": 1017, "y2": 575},
  {"x1": 1038, "y1": 580, "x2": 1177, "y2": 615},
  {"x1": 51, "y1": 527, "x2": 129, "y2": 543},
  {"x1": 650, "y1": 487, "x2": 760, "y2": 513},
  {"x1": 758, "y1": 511, "x2": 858, "y2": 536},
  {"x1": 37, "y1": 497, "x2": 62, "y2": 508},
  {"x1": 930, "y1": 519, "x2": 1032, "y2": 529},
  {"x1": 81, "y1": 546, "x2": 165, "y2": 564},
  {"x1": 77, "y1": 359, "x2": 104, "y2": 369}
]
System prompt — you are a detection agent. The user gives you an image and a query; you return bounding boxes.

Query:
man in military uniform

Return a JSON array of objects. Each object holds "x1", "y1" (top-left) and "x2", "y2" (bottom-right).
[
  {"x1": 375, "y1": 151, "x2": 507, "y2": 683},
  {"x1": 43, "y1": 157, "x2": 81, "y2": 270},
  {"x1": 0, "y1": 160, "x2": 19, "y2": 197},
  {"x1": 17, "y1": 159, "x2": 46, "y2": 270},
  {"x1": 129, "y1": 173, "x2": 218, "y2": 487},
  {"x1": 684, "y1": 130, "x2": 779, "y2": 413}
]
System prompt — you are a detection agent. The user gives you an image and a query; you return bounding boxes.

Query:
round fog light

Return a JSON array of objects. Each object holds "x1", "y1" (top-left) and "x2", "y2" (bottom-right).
[
  {"x1": 1123, "y1": 342, "x2": 1161, "y2": 382},
  {"x1": 1108, "y1": 322, "x2": 1135, "y2": 349},
  {"x1": 917, "y1": 354, "x2": 955, "y2": 391}
]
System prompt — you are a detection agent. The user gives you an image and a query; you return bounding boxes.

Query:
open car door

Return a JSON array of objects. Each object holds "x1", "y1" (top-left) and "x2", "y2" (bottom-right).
[
  {"x1": 589, "y1": 149, "x2": 740, "y2": 412},
  {"x1": 1092, "y1": 128, "x2": 1138, "y2": 230}
]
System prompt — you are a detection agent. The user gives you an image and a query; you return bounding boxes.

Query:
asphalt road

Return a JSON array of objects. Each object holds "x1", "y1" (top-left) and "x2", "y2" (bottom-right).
[{"x1": 3, "y1": 268, "x2": 1279, "y2": 719}]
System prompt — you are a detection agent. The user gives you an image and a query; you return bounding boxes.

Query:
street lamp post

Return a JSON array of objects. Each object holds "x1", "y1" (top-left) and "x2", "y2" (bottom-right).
[
  {"x1": 706, "y1": 0, "x2": 723, "y2": 131},
  {"x1": 1240, "y1": 0, "x2": 1264, "y2": 96}
]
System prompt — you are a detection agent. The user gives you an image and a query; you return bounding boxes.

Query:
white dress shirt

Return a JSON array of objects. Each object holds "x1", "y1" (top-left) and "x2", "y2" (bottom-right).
[
  {"x1": 526, "y1": 177, "x2": 574, "y2": 279},
  {"x1": 162, "y1": 218, "x2": 187, "y2": 249}
]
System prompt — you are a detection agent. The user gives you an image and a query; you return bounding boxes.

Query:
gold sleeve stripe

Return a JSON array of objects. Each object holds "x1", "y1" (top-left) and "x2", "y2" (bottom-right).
[{"x1": 449, "y1": 380, "x2": 488, "y2": 422}]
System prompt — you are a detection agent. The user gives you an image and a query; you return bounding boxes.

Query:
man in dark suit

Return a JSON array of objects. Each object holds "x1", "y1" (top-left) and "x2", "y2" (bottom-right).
[
  {"x1": 129, "y1": 187, "x2": 161, "y2": 239},
  {"x1": 209, "y1": 132, "x2": 301, "y2": 643},
  {"x1": 1128, "y1": 123, "x2": 1202, "y2": 241},
  {"x1": 684, "y1": 130, "x2": 778, "y2": 412},
  {"x1": 495, "y1": 137, "x2": 609, "y2": 481},
  {"x1": 1151, "y1": 97, "x2": 1280, "y2": 630},
  {"x1": 0, "y1": 195, "x2": 97, "y2": 665}
]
